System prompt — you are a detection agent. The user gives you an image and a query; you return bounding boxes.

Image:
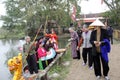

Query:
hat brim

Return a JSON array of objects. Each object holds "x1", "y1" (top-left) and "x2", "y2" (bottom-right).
[{"x1": 89, "y1": 19, "x2": 105, "y2": 27}]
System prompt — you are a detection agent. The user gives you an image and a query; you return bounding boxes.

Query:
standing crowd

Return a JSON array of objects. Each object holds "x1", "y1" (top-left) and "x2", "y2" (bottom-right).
[
  {"x1": 23, "y1": 28, "x2": 58, "y2": 78},
  {"x1": 68, "y1": 19, "x2": 112, "y2": 80},
  {"x1": 22, "y1": 19, "x2": 112, "y2": 80}
]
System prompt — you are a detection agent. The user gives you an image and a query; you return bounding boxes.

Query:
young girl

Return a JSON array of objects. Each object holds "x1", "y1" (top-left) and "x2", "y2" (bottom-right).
[{"x1": 37, "y1": 42, "x2": 48, "y2": 69}]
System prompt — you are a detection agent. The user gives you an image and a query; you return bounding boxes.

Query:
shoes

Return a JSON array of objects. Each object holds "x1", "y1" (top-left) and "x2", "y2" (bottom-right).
[
  {"x1": 96, "y1": 75, "x2": 101, "y2": 80},
  {"x1": 89, "y1": 66, "x2": 93, "y2": 70},
  {"x1": 105, "y1": 76, "x2": 110, "y2": 80},
  {"x1": 82, "y1": 62, "x2": 86, "y2": 66}
]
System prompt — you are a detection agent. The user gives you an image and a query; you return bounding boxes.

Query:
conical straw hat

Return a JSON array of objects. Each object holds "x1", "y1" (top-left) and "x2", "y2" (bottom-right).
[{"x1": 89, "y1": 19, "x2": 105, "y2": 27}]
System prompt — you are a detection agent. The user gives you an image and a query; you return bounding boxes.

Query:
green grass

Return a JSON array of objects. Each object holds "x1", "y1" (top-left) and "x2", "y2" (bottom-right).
[{"x1": 48, "y1": 49, "x2": 72, "y2": 80}]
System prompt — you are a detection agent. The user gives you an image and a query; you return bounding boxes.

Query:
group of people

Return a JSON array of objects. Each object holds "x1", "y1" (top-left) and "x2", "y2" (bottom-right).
[
  {"x1": 9, "y1": 19, "x2": 113, "y2": 80},
  {"x1": 69, "y1": 19, "x2": 112, "y2": 80},
  {"x1": 23, "y1": 29, "x2": 58, "y2": 76}
]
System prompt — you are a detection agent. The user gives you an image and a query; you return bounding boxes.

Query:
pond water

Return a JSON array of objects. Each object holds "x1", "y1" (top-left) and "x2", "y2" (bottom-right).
[
  {"x1": 0, "y1": 37, "x2": 69, "y2": 80},
  {"x1": 0, "y1": 39, "x2": 25, "y2": 80}
]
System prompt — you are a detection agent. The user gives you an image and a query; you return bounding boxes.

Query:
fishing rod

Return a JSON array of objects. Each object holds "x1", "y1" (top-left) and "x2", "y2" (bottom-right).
[
  {"x1": 44, "y1": 16, "x2": 48, "y2": 35},
  {"x1": 27, "y1": 24, "x2": 43, "y2": 55},
  {"x1": 44, "y1": 16, "x2": 49, "y2": 66}
]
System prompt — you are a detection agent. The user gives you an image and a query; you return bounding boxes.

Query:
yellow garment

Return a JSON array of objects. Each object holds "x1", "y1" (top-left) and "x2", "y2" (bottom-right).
[
  {"x1": 88, "y1": 26, "x2": 94, "y2": 29},
  {"x1": 8, "y1": 59, "x2": 15, "y2": 71},
  {"x1": 8, "y1": 53, "x2": 24, "y2": 80},
  {"x1": 8, "y1": 59, "x2": 13, "y2": 66}
]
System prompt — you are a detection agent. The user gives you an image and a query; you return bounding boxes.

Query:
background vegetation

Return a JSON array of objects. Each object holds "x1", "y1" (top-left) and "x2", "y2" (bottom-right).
[
  {"x1": 0, "y1": 0, "x2": 120, "y2": 39},
  {"x1": 0, "y1": 0, "x2": 81, "y2": 39},
  {"x1": 102, "y1": 0, "x2": 120, "y2": 29}
]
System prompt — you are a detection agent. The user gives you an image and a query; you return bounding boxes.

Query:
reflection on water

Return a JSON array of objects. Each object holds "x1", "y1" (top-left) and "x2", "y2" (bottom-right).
[{"x1": 0, "y1": 37, "x2": 69, "y2": 80}]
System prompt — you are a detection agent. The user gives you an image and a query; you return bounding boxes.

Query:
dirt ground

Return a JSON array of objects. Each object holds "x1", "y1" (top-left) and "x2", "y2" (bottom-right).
[{"x1": 65, "y1": 42, "x2": 120, "y2": 80}]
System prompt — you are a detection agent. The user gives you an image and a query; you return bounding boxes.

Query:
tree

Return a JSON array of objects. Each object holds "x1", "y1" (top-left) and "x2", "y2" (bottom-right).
[
  {"x1": 1, "y1": 0, "x2": 82, "y2": 36},
  {"x1": 103, "y1": 0, "x2": 120, "y2": 29},
  {"x1": 1, "y1": 0, "x2": 26, "y2": 31}
]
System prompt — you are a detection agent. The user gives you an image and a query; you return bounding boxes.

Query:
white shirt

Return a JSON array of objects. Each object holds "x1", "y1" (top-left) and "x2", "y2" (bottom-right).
[{"x1": 82, "y1": 30, "x2": 92, "y2": 48}]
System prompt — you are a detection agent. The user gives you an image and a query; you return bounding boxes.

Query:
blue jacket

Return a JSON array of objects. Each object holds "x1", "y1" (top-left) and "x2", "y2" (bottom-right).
[{"x1": 100, "y1": 39, "x2": 111, "y2": 62}]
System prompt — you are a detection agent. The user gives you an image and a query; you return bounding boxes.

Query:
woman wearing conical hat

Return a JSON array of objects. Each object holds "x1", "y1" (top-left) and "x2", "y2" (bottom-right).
[{"x1": 90, "y1": 19, "x2": 110, "y2": 80}]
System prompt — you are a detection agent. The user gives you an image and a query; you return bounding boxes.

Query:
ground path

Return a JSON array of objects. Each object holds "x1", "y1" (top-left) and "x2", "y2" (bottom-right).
[{"x1": 65, "y1": 41, "x2": 120, "y2": 80}]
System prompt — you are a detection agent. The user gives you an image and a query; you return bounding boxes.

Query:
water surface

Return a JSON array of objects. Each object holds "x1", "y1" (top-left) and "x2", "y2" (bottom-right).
[{"x1": 0, "y1": 37, "x2": 69, "y2": 80}]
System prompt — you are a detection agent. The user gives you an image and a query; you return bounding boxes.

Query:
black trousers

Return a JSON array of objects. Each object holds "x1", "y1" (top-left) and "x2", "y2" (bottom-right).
[
  {"x1": 39, "y1": 54, "x2": 56, "y2": 69},
  {"x1": 26, "y1": 54, "x2": 38, "y2": 74},
  {"x1": 41, "y1": 58, "x2": 53, "y2": 69},
  {"x1": 77, "y1": 50, "x2": 81, "y2": 59},
  {"x1": 82, "y1": 48, "x2": 93, "y2": 67},
  {"x1": 109, "y1": 35, "x2": 113, "y2": 44},
  {"x1": 93, "y1": 53, "x2": 109, "y2": 76}
]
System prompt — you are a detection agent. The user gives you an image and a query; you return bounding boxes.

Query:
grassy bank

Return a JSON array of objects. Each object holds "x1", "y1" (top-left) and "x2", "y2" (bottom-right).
[{"x1": 48, "y1": 49, "x2": 72, "y2": 80}]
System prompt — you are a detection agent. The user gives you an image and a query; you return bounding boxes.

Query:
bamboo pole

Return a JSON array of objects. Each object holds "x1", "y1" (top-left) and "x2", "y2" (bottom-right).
[
  {"x1": 44, "y1": 16, "x2": 48, "y2": 35},
  {"x1": 96, "y1": 27, "x2": 101, "y2": 53}
]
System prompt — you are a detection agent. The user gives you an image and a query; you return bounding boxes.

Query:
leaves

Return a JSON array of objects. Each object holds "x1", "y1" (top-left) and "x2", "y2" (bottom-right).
[
  {"x1": 1, "y1": 0, "x2": 82, "y2": 35},
  {"x1": 103, "y1": 0, "x2": 120, "y2": 28}
]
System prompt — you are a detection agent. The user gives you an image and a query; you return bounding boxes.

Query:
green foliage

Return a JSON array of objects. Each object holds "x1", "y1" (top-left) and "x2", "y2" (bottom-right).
[
  {"x1": 103, "y1": 0, "x2": 120, "y2": 29},
  {"x1": 0, "y1": 0, "x2": 81, "y2": 36}
]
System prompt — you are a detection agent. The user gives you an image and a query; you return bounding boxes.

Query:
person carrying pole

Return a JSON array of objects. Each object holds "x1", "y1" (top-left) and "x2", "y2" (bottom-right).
[
  {"x1": 23, "y1": 36, "x2": 38, "y2": 75},
  {"x1": 23, "y1": 24, "x2": 43, "y2": 74}
]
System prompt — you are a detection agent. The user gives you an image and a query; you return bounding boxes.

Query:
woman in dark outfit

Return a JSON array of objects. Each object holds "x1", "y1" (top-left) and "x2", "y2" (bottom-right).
[{"x1": 90, "y1": 19, "x2": 110, "y2": 80}]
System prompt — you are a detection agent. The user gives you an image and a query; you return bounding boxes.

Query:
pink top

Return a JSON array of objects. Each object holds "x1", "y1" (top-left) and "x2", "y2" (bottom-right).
[{"x1": 37, "y1": 48, "x2": 47, "y2": 58}]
